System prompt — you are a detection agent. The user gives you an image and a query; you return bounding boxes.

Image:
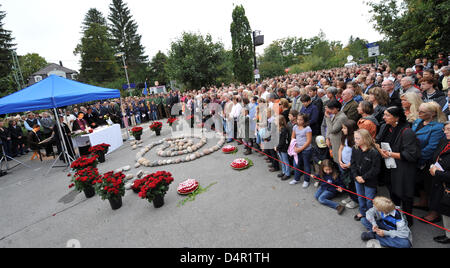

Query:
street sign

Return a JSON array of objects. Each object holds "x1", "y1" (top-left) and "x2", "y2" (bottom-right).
[
  {"x1": 254, "y1": 74, "x2": 261, "y2": 79},
  {"x1": 366, "y1": 42, "x2": 380, "y2": 58}
]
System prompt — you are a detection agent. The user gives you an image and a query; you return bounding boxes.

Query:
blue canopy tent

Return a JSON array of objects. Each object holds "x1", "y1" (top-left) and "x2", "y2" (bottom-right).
[
  {"x1": 0, "y1": 75, "x2": 121, "y2": 170},
  {"x1": 0, "y1": 75, "x2": 120, "y2": 114}
]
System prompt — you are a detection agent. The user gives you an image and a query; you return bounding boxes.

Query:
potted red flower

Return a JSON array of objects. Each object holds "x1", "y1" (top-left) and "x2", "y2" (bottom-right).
[
  {"x1": 130, "y1": 126, "x2": 143, "y2": 140},
  {"x1": 167, "y1": 117, "x2": 177, "y2": 127},
  {"x1": 149, "y1": 122, "x2": 163, "y2": 136},
  {"x1": 68, "y1": 166, "x2": 101, "y2": 198},
  {"x1": 131, "y1": 178, "x2": 146, "y2": 194},
  {"x1": 88, "y1": 143, "x2": 110, "y2": 163},
  {"x1": 70, "y1": 155, "x2": 98, "y2": 172},
  {"x1": 138, "y1": 171, "x2": 174, "y2": 208},
  {"x1": 94, "y1": 171, "x2": 126, "y2": 210}
]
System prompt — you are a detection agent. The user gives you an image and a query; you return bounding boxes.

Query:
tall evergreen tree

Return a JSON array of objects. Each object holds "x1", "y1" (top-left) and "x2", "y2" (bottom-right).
[
  {"x1": 230, "y1": 5, "x2": 253, "y2": 84},
  {"x1": 0, "y1": 5, "x2": 16, "y2": 95},
  {"x1": 74, "y1": 8, "x2": 120, "y2": 84},
  {"x1": 148, "y1": 51, "x2": 168, "y2": 86},
  {"x1": 108, "y1": 0, "x2": 148, "y2": 81}
]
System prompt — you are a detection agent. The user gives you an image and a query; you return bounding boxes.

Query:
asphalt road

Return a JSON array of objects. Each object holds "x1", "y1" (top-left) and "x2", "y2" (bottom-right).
[{"x1": 0, "y1": 122, "x2": 448, "y2": 248}]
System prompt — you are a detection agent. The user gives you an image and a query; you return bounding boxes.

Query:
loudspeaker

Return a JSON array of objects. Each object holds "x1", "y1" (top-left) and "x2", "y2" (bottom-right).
[{"x1": 254, "y1": 35, "x2": 264, "y2": 46}]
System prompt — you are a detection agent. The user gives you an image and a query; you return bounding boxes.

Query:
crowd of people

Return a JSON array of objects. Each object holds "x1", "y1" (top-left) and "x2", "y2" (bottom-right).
[{"x1": 1, "y1": 53, "x2": 449, "y2": 248}]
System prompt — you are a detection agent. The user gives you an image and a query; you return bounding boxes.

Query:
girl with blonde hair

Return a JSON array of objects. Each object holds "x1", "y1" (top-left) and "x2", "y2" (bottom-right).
[{"x1": 351, "y1": 128, "x2": 381, "y2": 221}]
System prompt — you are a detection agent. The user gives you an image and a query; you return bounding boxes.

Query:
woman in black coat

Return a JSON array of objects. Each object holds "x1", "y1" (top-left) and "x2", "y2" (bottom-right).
[
  {"x1": 376, "y1": 106, "x2": 421, "y2": 226},
  {"x1": 429, "y1": 121, "x2": 450, "y2": 244}
]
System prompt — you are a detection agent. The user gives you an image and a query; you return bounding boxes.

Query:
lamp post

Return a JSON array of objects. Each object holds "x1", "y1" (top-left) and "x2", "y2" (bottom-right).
[
  {"x1": 115, "y1": 52, "x2": 131, "y2": 96},
  {"x1": 115, "y1": 52, "x2": 131, "y2": 140},
  {"x1": 252, "y1": 30, "x2": 264, "y2": 83}
]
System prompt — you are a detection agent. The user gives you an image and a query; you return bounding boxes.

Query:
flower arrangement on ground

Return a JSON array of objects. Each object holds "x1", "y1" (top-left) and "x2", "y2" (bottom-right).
[
  {"x1": 138, "y1": 171, "x2": 174, "y2": 208},
  {"x1": 130, "y1": 126, "x2": 143, "y2": 140},
  {"x1": 222, "y1": 145, "x2": 238, "y2": 154},
  {"x1": 149, "y1": 122, "x2": 162, "y2": 131},
  {"x1": 94, "y1": 171, "x2": 126, "y2": 210},
  {"x1": 68, "y1": 166, "x2": 100, "y2": 198},
  {"x1": 88, "y1": 143, "x2": 110, "y2": 163},
  {"x1": 177, "y1": 179, "x2": 199, "y2": 195},
  {"x1": 131, "y1": 178, "x2": 147, "y2": 194},
  {"x1": 230, "y1": 158, "x2": 253, "y2": 170},
  {"x1": 70, "y1": 155, "x2": 98, "y2": 171},
  {"x1": 149, "y1": 122, "x2": 163, "y2": 136},
  {"x1": 167, "y1": 117, "x2": 177, "y2": 126}
]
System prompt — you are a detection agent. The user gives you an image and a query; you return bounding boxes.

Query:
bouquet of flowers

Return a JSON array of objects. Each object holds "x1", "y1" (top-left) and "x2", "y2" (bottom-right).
[
  {"x1": 94, "y1": 171, "x2": 126, "y2": 201},
  {"x1": 130, "y1": 126, "x2": 143, "y2": 136},
  {"x1": 71, "y1": 130, "x2": 88, "y2": 138},
  {"x1": 68, "y1": 166, "x2": 100, "y2": 193},
  {"x1": 222, "y1": 145, "x2": 238, "y2": 154},
  {"x1": 138, "y1": 171, "x2": 174, "y2": 204},
  {"x1": 88, "y1": 143, "x2": 111, "y2": 155},
  {"x1": 167, "y1": 117, "x2": 177, "y2": 126},
  {"x1": 131, "y1": 178, "x2": 147, "y2": 194},
  {"x1": 230, "y1": 158, "x2": 253, "y2": 170},
  {"x1": 149, "y1": 122, "x2": 162, "y2": 132},
  {"x1": 177, "y1": 179, "x2": 199, "y2": 195},
  {"x1": 70, "y1": 155, "x2": 98, "y2": 171}
]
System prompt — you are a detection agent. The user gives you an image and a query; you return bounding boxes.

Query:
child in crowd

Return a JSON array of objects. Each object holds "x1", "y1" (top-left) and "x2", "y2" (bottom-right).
[
  {"x1": 312, "y1": 135, "x2": 331, "y2": 187},
  {"x1": 275, "y1": 116, "x2": 291, "y2": 181},
  {"x1": 351, "y1": 129, "x2": 381, "y2": 221},
  {"x1": 150, "y1": 101, "x2": 158, "y2": 121},
  {"x1": 290, "y1": 113, "x2": 313, "y2": 188},
  {"x1": 287, "y1": 110, "x2": 299, "y2": 175},
  {"x1": 361, "y1": 196, "x2": 412, "y2": 248},
  {"x1": 314, "y1": 159, "x2": 345, "y2": 215},
  {"x1": 339, "y1": 119, "x2": 359, "y2": 209}
]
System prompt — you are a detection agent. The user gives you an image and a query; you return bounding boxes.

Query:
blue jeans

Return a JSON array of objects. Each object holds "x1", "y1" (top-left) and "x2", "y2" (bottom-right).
[
  {"x1": 355, "y1": 181, "x2": 377, "y2": 216},
  {"x1": 361, "y1": 218, "x2": 411, "y2": 248},
  {"x1": 315, "y1": 186, "x2": 339, "y2": 210},
  {"x1": 294, "y1": 149, "x2": 312, "y2": 182},
  {"x1": 277, "y1": 152, "x2": 291, "y2": 176},
  {"x1": 152, "y1": 111, "x2": 157, "y2": 121},
  {"x1": 135, "y1": 114, "x2": 141, "y2": 125}
]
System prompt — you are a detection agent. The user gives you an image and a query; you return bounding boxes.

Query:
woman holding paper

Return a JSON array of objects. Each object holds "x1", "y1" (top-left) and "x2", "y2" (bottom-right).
[{"x1": 376, "y1": 106, "x2": 421, "y2": 226}]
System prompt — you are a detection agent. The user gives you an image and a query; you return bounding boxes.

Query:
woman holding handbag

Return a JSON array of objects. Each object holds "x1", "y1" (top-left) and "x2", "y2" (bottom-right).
[{"x1": 429, "y1": 121, "x2": 450, "y2": 244}]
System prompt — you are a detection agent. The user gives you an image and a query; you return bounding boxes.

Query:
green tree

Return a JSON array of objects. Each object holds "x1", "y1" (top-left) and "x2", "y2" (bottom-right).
[
  {"x1": 148, "y1": 51, "x2": 168, "y2": 86},
  {"x1": 230, "y1": 5, "x2": 253, "y2": 84},
  {"x1": 0, "y1": 5, "x2": 16, "y2": 95},
  {"x1": 108, "y1": 0, "x2": 148, "y2": 81},
  {"x1": 259, "y1": 42, "x2": 285, "y2": 79},
  {"x1": 367, "y1": 0, "x2": 450, "y2": 67},
  {"x1": 18, "y1": 53, "x2": 47, "y2": 83},
  {"x1": 74, "y1": 8, "x2": 120, "y2": 84},
  {"x1": 166, "y1": 32, "x2": 227, "y2": 89}
]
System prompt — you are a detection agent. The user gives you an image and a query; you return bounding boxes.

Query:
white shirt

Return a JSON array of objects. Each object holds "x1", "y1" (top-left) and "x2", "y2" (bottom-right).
[{"x1": 230, "y1": 103, "x2": 242, "y2": 119}]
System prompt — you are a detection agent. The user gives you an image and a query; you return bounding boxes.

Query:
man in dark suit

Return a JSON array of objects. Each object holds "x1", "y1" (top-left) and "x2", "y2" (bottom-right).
[{"x1": 382, "y1": 80, "x2": 402, "y2": 108}]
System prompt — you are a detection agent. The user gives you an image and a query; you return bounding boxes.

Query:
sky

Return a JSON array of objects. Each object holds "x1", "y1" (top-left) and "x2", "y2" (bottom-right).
[{"x1": 2, "y1": 0, "x2": 383, "y2": 72}]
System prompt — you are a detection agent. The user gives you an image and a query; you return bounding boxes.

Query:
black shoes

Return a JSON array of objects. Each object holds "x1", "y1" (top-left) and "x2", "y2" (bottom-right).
[
  {"x1": 433, "y1": 235, "x2": 450, "y2": 244},
  {"x1": 361, "y1": 231, "x2": 376, "y2": 241}
]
